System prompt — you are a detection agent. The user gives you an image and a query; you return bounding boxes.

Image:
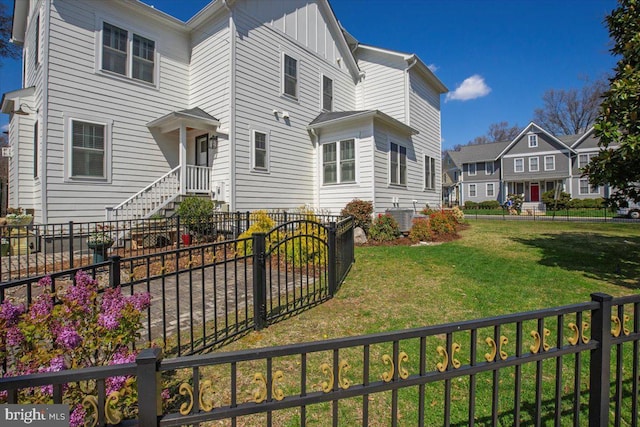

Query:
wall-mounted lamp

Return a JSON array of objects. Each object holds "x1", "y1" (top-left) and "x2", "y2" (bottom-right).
[
  {"x1": 14, "y1": 103, "x2": 37, "y2": 116},
  {"x1": 272, "y1": 110, "x2": 290, "y2": 120},
  {"x1": 209, "y1": 134, "x2": 218, "y2": 150}
]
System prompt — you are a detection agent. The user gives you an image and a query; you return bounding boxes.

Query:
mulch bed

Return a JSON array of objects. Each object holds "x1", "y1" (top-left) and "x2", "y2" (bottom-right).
[{"x1": 357, "y1": 224, "x2": 468, "y2": 247}]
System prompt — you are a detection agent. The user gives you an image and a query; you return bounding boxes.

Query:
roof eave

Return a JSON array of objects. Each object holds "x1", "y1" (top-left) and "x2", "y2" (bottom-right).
[
  {"x1": 570, "y1": 127, "x2": 595, "y2": 148},
  {"x1": 308, "y1": 110, "x2": 418, "y2": 135},
  {"x1": 147, "y1": 112, "x2": 220, "y2": 133},
  {"x1": 11, "y1": 0, "x2": 29, "y2": 45},
  {"x1": 406, "y1": 54, "x2": 448, "y2": 94}
]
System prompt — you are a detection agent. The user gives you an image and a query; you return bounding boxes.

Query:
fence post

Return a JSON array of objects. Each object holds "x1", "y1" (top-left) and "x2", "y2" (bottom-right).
[
  {"x1": 68, "y1": 221, "x2": 74, "y2": 269},
  {"x1": 245, "y1": 211, "x2": 250, "y2": 233},
  {"x1": 109, "y1": 255, "x2": 121, "y2": 287},
  {"x1": 235, "y1": 211, "x2": 242, "y2": 238},
  {"x1": 252, "y1": 232, "x2": 267, "y2": 330},
  {"x1": 176, "y1": 216, "x2": 181, "y2": 249},
  {"x1": 589, "y1": 292, "x2": 613, "y2": 427},
  {"x1": 327, "y1": 222, "x2": 337, "y2": 296},
  {"x1": 136, "y1": 347, "x2": 163, "y2": 427}
]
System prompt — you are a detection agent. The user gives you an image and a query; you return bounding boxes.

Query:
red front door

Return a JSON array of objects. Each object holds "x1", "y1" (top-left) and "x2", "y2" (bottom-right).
[{"x1": 531, "y1": 184, "x2": 540, "y2": 202}]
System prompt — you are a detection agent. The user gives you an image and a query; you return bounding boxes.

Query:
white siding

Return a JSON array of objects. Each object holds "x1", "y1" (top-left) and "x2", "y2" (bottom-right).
[
  {"x1": 44, "y1": 0, "x2": 191, "y2": 222},
  {"x1": 355, "y1": 49, "x2": 406, "y2": 122},
  {"x1": 232, "y1": 3, "x2": 355, "y2": 211}
]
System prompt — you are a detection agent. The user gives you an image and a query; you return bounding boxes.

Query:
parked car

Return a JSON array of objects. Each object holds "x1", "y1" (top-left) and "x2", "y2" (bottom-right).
[{"x1": 617, "y1": 200, "x2": 640, "y2": 219}]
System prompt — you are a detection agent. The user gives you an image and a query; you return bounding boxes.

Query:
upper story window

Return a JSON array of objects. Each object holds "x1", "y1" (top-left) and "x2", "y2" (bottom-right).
[
  {"x1": 578, "y1": 152, "x2": 597, "y2": 170},
  {"x1": 71, "y1": 120, "x2": 106, "y2": 178},
  {"x1": 514, "y1": 158, "x2": 524, "y2": 173},
  {"x1": 390, "y1": 142, "x2": 407, "y2": 185},
  {"x1": 485, "y1": 161, "x2": 494, "y2": 175},
  {"x1": 322, "y1": 75, "x2": 333, "y2": 111},
  {"x1": 33, "y1": 121, "x2": 39, "y2": 178},
  {"x1": 529, "y1": 156, "x2": 539, "y2": 172},
  {"x1": 425, "y1": 155, "x2": 436, "y2": 190},
  {"x1": 34, "y1": 15, "x2": 39, "y2": 68},
  {"x1": 544, "y1": 155, "x2": 555, "y2": 171},
  {"x1": 102, "y1": 22, "x2": 155, "y2": 84},
  {"x1": 252, "y1": 130, "x2": 269, "y2": 171},
  {"x1": 468, "y1": 162, "x2": 477, "y2": 176},
  {"x1": 528, "y1": 134, "x2": 538, "y2": 148},
  {"x1": 323, "y1": 139, "x2": 355, "y2": 184},
  {"x1": 283, "y1": 54, "x2": 298, "y2": 98}
]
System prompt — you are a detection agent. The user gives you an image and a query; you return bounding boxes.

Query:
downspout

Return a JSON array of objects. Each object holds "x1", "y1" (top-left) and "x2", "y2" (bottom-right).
[
  {"x1": 309, "y1": 128, "x2": 320, "y2": 210},
  {"x1": 40, "y1": 0, "x2": 51, "y2": 223},
  {"x1": 223, "y1": 0, "x2": 236, "y2": 211},
  {"x1": 404, "y1": 56, "x2": 418, "y2": 126}
]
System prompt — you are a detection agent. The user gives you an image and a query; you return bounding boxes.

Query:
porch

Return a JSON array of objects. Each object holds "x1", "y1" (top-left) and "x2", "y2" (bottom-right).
[{"x1": 505, "y1": 179, "x2": 567, "y2": 204}]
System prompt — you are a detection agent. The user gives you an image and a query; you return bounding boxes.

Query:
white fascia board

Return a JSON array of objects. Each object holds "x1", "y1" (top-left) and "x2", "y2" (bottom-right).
[
  {"x1": 357, "y1": 43, "x2": 412, "y2": 59},
  {"x1": 496, "y1": 121, "x2": 576, "y2": 160},
  {"x1": 1, "y1": 86, "x2": 35, "y2": 114},
  {"x1": 11, "y1": 0, "x2": 29, "y2": 45},
  {"x1": 406, "y1": 54, "x2": 448, "y2": 94},
  {"x1": 308, "y1": 111, "x2": 418, "y2": 136},
  {"x1": 570, "y1": 127, "x2": 595, "y2": 148},
  {"x1": 120, "y1": 0, "x2": 187, "y2": 30}
]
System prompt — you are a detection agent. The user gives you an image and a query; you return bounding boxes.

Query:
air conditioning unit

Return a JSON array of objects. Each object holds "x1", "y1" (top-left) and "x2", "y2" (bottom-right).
[{"x1": 385, "y1": 208, "x2": 414, "y2": 233}]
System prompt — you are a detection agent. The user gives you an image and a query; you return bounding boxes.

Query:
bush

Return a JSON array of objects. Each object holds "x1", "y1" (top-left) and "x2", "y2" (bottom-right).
[
  {"x1": 428, "y1": 211, "x2": 456, "y2": 238},
  {"x1": 464, "y1": 201, "x2": 478, "y2": 209},
  {"x1": 237, "y1": 210, "x2": 276, "y2": 255},
  {"x1": 409, "y1": 217, "x2": 430, "y2": 242},
  {"x1": 369, "y1": 214, "x2": 401, "y2": 242},
  {"x1": 177, "y1": 196, "x2": 214, "y2": 237},
  {"x1": 281, "y1": 208, "x2": 327, "y2": 266},
  {"x1": 450, "y1": 206, "x2": 465, "y2": 223},
  {"x1": 0, "y1": 271, "x2": 153, "y2": 425},
  {"x1": 542, "y1": 190, "x2": 571, "y2": 210},
  {"x1": 478, "y1": 200, "x2": 501, "y2": 209},
  {"x1": 341, "y1": 199, "x2": 373, "y2": 234},
  {"x1": 420, "y1": 205, "x2": 436, "y2": 215}
]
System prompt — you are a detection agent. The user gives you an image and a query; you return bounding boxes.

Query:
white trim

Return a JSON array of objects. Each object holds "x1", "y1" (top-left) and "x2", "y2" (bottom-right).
[
  {"x1": 424, "y1": 154, "x2": 436, "y2": 191},
  {"x1": 468, "y1": 162, "x2": 477, "y2": 176},
  {"x1": 529, "y1": 156, "x2": 539, "y2": 172},
  {"x1": 528, "y1": 133, "x2": 538, "y2": 148},
  {"x1": 322, "y1": 138, "x2": 357, "y2": 185},
  {"x1": 544, "y1": 155, "x2": 555, "y2": 171},
  {"x1": 485, "y1": 161, "x2": 494, "y2": 175},
  {"x1": 282, "y1": 51, "x2": 299, "y2": 100},
  {"x1": 514, "y1": 157, "x2": 524, "y2": 173},
  {"x1": 578, "y1": 177, "x2": 600, "y2": 195},
  {"x1": 503, "y1": 149, "x2": 570, "y2": 158},
  {"x1": 468, "y1": 183, "x2": 477, "y2": 197},
  {"x1": 486, "y1": 182, "x2": 495, "y2": 197},
  {"x1": 389, "y1": 141, "x2": 407, "y2": 186},
  {"x1": 496, "y1": 122, "x2": 576, "y2": 159},
  {"x1": 321, "y1": 73, "x2": 333, "y2": 112},
  {"x1": 250, "y1": 128, "x2": 270, "y2": 173},
  {"x1": 63, "y1": 113, "x2": 113, "y2": 183}
]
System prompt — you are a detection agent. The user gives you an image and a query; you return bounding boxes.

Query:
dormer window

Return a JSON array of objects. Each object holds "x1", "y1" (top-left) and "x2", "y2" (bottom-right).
[{"x1": 528, "y1": 134, "x2": 538, "y2": 148}]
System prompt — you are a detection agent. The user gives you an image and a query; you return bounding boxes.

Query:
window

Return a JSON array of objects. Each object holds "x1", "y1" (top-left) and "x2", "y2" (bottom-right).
[
  {"x1": 486, "y1": 183, "x2": 494, "y2": 197},
  {"x1": 283, "y1": 54, "x2": 297, "y2": 98},
  {"x1": 545, "y1": 181, "x2": 555, "y2": 193},
  {"x1": 425, "y1": 155, "x2": 436, "y2": 190},
  {"x1": 468, "y1": 162, "x2": 477, "y2": 176},
  {"x1": 323, "y1": 139, "x2": 355, "y2": 184},
  {"x1": 529, "y1": 157, "x2": 539, "y2": 172},
  {"x1": 102, "y1": 22, "x2": 155, "y2": 83},
  {"x1": 252, "y1": 131, "x2": 268, "y2": 171},
  {"x1": 578, "y1": 153, "x2": 597, "y2": 169},
  {"x1": 390, "y1": 142, "x2": 407, "y2": 185},
  {"x1": 34, "y1": 15, "x2": 39, "y2": 67},
  {"x1": 528, "y1": 134, "x2": 538, "y2": 148},
  {"x1": 514, "y1": 158, "x2": 524, "y2": 173},
  {"x1": 33, "y1": 122, "x2": 38, "y2": 178},
  {"x1": 469, "y1": 184, "x2": 477, "y2": 197},
  {"x1": 322, "y1": 75, "x2": 333, "y2": 111},
  {"x1": 485, "y1": 161, "x2": 494, "y2": 175},
  {"x1": 579, "y1": 178, "x2": 600, "y2": 195},
  {"x1": 71, "y1": 120, "x2": 106, "y2": 178},
  {"x1": 544, "y1": 155, "x2": 555, "y2": 171}
]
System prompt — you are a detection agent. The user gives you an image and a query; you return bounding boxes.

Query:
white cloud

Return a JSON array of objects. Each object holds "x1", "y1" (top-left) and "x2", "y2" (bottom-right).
[
  {"x1": 445, "y1": 74, "x2": 491, "y2": 102},
  {"x1": 427, "y1": 64, "x2": 439, "y2": 73},
  {"x1": 1, "y1": 124, "x2": 8, "y2": 132}
]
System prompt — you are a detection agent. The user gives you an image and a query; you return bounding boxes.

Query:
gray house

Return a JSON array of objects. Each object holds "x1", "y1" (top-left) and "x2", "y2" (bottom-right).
[{"x1": 443, "y1": 122, "x2": 608, "y2": 208}]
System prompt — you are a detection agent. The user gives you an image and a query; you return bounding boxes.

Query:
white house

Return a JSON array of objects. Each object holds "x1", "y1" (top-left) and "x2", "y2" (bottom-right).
[{"x1": 1, "y1": 0, "x2": 447, "y2": 224}]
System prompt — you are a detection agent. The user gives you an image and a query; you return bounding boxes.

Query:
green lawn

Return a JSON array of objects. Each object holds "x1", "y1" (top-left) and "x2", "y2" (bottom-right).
[{"x1": 173, "y1": 221, "x2": 640, "y2": 426}]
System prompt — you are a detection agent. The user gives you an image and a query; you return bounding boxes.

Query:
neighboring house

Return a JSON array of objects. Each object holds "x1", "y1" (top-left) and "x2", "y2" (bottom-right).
[
  {"x1": 443, "y1": 122, "x2": 608, "y2": 207},
  {"x1": 1, "y1": 0, "x2": 447, "y2": 224}
]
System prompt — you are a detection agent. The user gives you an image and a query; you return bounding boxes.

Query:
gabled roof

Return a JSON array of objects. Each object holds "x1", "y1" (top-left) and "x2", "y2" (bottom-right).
[
  {"x1": 570, "y1": 127, "x2": 596, "y2": 149},
  {"x1": 446, "y1": 140, "x2": 510, "y2": 165},
  {"x1": 147, "y1": 107, "x2": 220, "y2": 133},
  {"x1": 1, "y1": 86, "x2": 35, "y2": 114},
  {"x1": 495, "y1": 122, "x2": 576, "y2": 158},
  {"x1": 356, "y1": 44, "x2": 448, "y2": 93},
  {"x1": 308, "y1": 110, "x2": 419, "y2": 135}
]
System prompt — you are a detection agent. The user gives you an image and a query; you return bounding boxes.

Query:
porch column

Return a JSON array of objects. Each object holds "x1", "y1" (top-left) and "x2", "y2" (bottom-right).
[{"x1": 179, "y1": 123, "x2": 187, "y2": 195}]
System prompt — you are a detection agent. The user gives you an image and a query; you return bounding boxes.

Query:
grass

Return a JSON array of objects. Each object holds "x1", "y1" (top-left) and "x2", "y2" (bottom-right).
[{"x1": 163, "y1": 221, "x2": 640, "y2": 425}]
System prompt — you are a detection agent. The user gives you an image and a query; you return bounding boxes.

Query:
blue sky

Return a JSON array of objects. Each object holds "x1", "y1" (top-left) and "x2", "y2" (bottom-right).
[{"x1": 0, "y1": 0, "x2": 617, "y2": 150}]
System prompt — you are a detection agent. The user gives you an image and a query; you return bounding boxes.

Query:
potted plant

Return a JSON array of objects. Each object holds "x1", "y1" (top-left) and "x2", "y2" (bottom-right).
[
  {"x1": 87, "y1": 229, "x2": 114, "y2": 263},
  {"x1": 5, "y1": 210, "x2": 33, "y2": 227}
]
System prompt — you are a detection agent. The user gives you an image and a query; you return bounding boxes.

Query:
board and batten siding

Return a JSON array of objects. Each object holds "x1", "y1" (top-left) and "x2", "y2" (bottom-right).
[
  {"x1": 231, "y1": 2, "x2": 356, "y2": 211},
  {"x1": 408, "y1": 68, "x2": 442, "y2": 208},
  {"x1": 44, "y1": 0, "x2": 191, "y2": 222},
  {"x1": 316, "y1": 119, "x2": 374, "y2": 214},
  {"x1": 355, "y1": 49, "x2": 406, "y2": 123}
]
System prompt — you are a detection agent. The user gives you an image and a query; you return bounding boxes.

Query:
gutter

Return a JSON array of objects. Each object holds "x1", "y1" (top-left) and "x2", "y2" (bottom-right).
[
  {"x1": 404, "y1": 56, "x2": 418, "y2": 126},
  {"x1": 223, "y1": 0, "x2": 236, "y2": 211},
  {"x1": 41, "y1": 0, "x2": 51, "y2": 223}
]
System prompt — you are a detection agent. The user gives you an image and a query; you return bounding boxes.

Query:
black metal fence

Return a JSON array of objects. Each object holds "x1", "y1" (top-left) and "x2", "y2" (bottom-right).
[
  {"x1": 461, "y1": 206, "x2": 638, "y2": 223},
  {"x1": 0, "y1": 217, "x2": 354, "y2": 358},
  {"x1": 0, "y1": 211, "x2": 345, "y2": 282},
  {"x1": 1, "y1": 292, "x2": 637, "y2": 426}
]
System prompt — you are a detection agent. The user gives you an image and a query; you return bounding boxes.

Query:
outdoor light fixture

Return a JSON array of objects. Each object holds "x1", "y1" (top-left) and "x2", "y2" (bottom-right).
[
  {"x1": 14, "y1": 103, "x2": 37, "y2": 116},
  {"x1": 209, "y1": 134, "x2": 218, "y2": 150}
]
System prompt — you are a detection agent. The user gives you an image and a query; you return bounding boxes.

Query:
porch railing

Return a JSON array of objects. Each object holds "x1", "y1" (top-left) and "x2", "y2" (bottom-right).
[
  {"x1": 186, "y1": 165, "x2": 211, "y2": 193},
  {"x1": 106, "y1": 166, "x2": 181, "y2": 221}
]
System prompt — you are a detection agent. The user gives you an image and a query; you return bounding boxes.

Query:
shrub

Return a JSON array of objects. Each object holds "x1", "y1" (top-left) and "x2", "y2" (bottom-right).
[
  {"x1": 237, "y1": 210, "x2": 276, "y2": 255},
  {"x1": 369, "y1": 214, "x2": 401, "y2": 242},
  {"x1": 542, "y1": 190, "x2": 571, "y2": 210},
  {"x1": 450, "y1": 206, "x2": 465, "y2": 223},
  {"x1": 478, "y1": 200, "x2": 501, "y2": 209},
  {"x1": 409, "y1": 217, "x2": 430, "y2": 242},
  {"x1": 0, "y1": 271, "x2": 153, "y2": 425},
  {"x1": 420, "y1": 205, "x2": 436, "y2": 215},
  {"x1": 464, "y1": 201, "x2": 478, "y2": 209},
  {"x1": 429, "y1": 211, "x2": 456, "y2": 238},
  {"x1": 281, "y1": 209, "x2": 327, "y2": 266},
  {"x1": 177, "y1": 196, "x2": 214, "y2": 237},
  {"x1": 341, "y1": 199, "x2": 373, "y2": 234}
]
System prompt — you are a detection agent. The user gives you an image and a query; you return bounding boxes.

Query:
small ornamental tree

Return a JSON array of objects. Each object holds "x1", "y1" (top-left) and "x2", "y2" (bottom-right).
[
  {"x1": 341, "y1": 199, "x2": 373, "y2": 235},
  {"x1": 0, "y1": 271, "x2": 153, "y2": 426}
]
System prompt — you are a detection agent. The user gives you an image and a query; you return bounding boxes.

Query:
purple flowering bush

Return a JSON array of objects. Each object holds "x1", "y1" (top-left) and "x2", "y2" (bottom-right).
[{"x1": 0, "y1": 271, "x2": 151, "y2": 426}]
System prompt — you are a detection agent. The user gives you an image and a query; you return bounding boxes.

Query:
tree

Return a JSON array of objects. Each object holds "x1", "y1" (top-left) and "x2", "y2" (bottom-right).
[
  {"x1": 0, "y1": 3, "x2": 20, "y2": 64},
  {"x1": 533, "y1": 76, "x2": 607, "y2": 135},
  {"x1": 452, "y1": 121, "x2": 520, "y2": 151},
  {"x1": 585, "y1": 0, "x2": 640, "y2": 203}
]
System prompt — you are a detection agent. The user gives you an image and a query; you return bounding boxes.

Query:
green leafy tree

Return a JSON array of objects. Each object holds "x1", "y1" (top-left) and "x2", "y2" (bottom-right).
[
  {"x1": 585, "y1": 0, "x2": 640, "y2": 203},
  {"x1": 1, "y1": 3, "x2": 21, "y2": 64}
]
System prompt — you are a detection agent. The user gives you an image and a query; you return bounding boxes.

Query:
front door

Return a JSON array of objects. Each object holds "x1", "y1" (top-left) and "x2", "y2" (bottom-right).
[
  {"x1": 196, "y1": 134, "x2": 208, "y2": 166},
  {"x1": 530, "y1": 183, "x2": 540, "y2": 202}
]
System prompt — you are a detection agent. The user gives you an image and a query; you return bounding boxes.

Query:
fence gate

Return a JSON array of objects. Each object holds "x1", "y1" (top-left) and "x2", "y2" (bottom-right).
[{"x1": 252, "y1": 220, "x2": 333, "y2": 329}]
